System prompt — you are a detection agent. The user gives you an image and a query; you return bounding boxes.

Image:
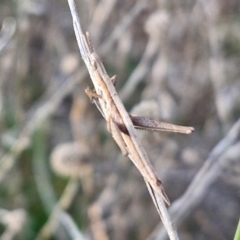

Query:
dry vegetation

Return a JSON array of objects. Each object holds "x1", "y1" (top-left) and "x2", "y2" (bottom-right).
[{"x1": 0, "y1": 0, "x2": 240, "y2": 239}]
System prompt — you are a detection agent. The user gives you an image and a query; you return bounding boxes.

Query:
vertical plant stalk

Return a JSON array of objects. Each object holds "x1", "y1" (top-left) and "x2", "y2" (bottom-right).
[{"x1": 67, "y1": 0, "x2": 182, "y2": 239}]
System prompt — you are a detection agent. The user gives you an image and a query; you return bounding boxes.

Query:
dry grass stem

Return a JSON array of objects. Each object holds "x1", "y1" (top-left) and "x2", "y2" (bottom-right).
[
  {"x1": 36, "y1": 178, "x2": 81, "y2": 239},
  {"x1": 68, "y1": 0, "x2": 182, "y2": 239}
]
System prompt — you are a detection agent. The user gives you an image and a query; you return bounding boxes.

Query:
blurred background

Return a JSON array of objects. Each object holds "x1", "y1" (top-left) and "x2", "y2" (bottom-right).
[{"x1": 0, "y1": 0, "x2": 240, "y2": 239}]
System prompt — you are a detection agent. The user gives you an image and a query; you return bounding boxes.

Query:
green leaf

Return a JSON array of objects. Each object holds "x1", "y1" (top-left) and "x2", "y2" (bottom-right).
[{"x1": 234, "y1": 219, "x2": 240, "y2": 240}]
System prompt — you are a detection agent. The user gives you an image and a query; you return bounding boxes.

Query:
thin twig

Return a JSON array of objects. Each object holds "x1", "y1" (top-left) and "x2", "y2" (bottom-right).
[
  {"x1": 89, "y1": 0, "x2": 117, "y2": 41},
  {"x1": 36, "y1": 178, "x2": 81, "y2": 239},
  {"x1": 201, "y1": 0, "x2": 228, "y2": 128},
  {"x1": 100, "y1": 0, "x2": 148, "y2": 54},
  {"x1": 119, "y1": 10, "x2": 169, "y2": 102},
  {"x1": 59, "y1": 211, "x2": 88, "y2": 240},
  {"x1": 0, "y1": 17, "x2": 16, "y2": 52}
]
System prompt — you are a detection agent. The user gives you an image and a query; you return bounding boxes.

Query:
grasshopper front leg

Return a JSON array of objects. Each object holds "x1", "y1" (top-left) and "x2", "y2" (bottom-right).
[
  {"x1": 85, "y1": 87, "x2": 105, "y2": 118},
  {"x1": 85, "y1": 87, "x2": 102, "y2": 102},
  {"x1": 85, "y1": 87, "x2": 128, "y2": 156}
]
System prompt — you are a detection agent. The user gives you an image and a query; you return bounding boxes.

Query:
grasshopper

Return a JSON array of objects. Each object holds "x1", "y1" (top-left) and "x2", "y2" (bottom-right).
[{"x1": 69, "y1": 1, "x2": 194, "y2": 207}]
